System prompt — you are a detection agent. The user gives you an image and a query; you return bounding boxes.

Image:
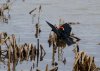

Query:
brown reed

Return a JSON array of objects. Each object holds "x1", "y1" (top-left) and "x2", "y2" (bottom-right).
[{"x1": 73, "y1": 44, "x2": 100, "y2": 71}]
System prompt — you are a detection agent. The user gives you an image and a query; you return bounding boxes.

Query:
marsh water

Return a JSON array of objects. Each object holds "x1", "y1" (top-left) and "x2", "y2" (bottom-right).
[{"x1": 0, "y1": 0, "x2": 100, "y2": 71}]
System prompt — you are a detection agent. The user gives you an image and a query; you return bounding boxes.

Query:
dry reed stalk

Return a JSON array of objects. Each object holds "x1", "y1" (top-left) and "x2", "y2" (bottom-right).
[
  {"x1": 20, "y1": 45, "x2": 24, "y2": 62},
  {"x1": 16, "y1": 45, "x2": 19, "y2": 60},
  {"x1": 49, "y1": 66, "x2": 58, "y2": 71},
  {"x1": 29, "y1": 44, "x2": 36, "y2": 61},
  {"x1": 58, "y1": 47, "x2": 63, "y2": 61},
  {"x1": 29, "y1": 8, "x2": 36, "y2": 24},
  {"x1": 0, "y1": 32, "x2": 47, "y2": 71},
  {"x1": 0, "y1": 33, "x2": 2, "y2": 43},
  {"x1": 0, "y1": 33, "x2": 1, "y2": 61},
  {"x1": 48, "y1": 32, "x2": 53, "y2": 47},
  {"x1": 37, "y1": 5, "x2": 41, "y2": 24},
  {"x1": 24, "y1": 43, "x2": 29, "y2": 60},
  {"x1": 52, "y1": 42, "x2": 55, "y2": 66},
  {"x1": 0, "y1": 46, "x2": 1, "y2": 61},
  {"x1": 18, "y1": 45, "x2": 21, "y2": 61},
  {"x1": 3, "y1": 3, "x2": 9, "y2": 10},
  {"x1": 35, "y1": 23, "x2": 41, "y2": 38},
  {"x1": 0, "y1": 3, "x2": 9, "y2": 23},
  {"x1": 0, "y1": 35, "x2": 9, "y2": 46},
  {"x1": 33, "y1": 45, "x2": 36, "y2": 61},
  {"x1": 8, "y1": 45, "x2": 11, "y2": 71},
  {"x1": 12, "y1": 34, "x2": 17, "y2": 61},
  {"x1": 0, "y1": 8, "x2": 4, "y2": 16},
  {"x1": 32, "y1": 14, "x2": 36, "y2": 24},
  {"x1": 11, "y1": 34, "x2": 18, "y2": 71},
  {"x1": 37, "y1": 39, "x2": 39, "y2": 67},
  {"x1": 29, "y1": 8, "x2": 37, "y2": 15},
  {"x1": 40, "y1": 44, "x2": 46, "y2": 61},
  {"x1": 45, "y1": 64, "x2": 48, "y2": 71},
  {"x1": 48, "y1": 32, "x2": 67, "y2": 48},
  {"x1": 73, "y1": 49, "x2": 100, "y2": 71}
]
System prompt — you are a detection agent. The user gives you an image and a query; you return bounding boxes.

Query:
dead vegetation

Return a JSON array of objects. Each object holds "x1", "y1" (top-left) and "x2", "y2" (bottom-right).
[
  {"x1": 48, "y1": 32, "x2": 66, "y2": 48},
  {"x1": 48, "y1": 31, "x2": 100, "y2": 71},
  {"x1": 0, "y1": 1, "x2": 99, "y2": 71},
  {"x1": 0, "y1": 32, "x2": 46, "y2": 62},
  {"x1": 45, "y1": 64, "x2": 58, "y2": 71},
  {"x1": 29, "y1": 6, "x2": 42, "y2": 38},
  {"x1": 0, "y1": 3, "x2": 10, "y2": 23},
  {"x1": 48, "y1": 32, "x2": 66, "y2": 68},
  {"x1": 0, "y1": 32, "x2": 46, "y2": 71},
  {"x1": 73, "y1": 44, "x2": 100, "y2": 71},
  {"x1": 35, "y1": 23, "x2": 41, "y2": 38}
]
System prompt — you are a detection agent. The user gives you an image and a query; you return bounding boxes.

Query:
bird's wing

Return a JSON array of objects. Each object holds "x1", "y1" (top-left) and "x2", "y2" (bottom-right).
[
  {"x1": 46, "y1": 21, "x2": 60, "y2": 37},
  {"x1": 65, "y1": 36, "x2": 80, "y2": 46}
]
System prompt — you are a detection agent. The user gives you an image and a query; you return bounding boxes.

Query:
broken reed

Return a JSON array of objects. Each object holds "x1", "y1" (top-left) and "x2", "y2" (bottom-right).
[
  {"x1": 73, "y1": 44, "x2": 100, "y2": 71},
  {"x1": 35, "y1": 64, "x2": 58, "y2": 71},
  {"x1": 0, "y1": 2, "x2": 10, "y2": 23},
  {"x1": 45, "y1": 64, "x2": 58, "y2": 71},
  {"x1": 0, "y1": 32, "x2": 46, "y2": 71},
  {"x1": 48, "y1": 32, "x2": 65, "y2": 63},
  {"x1": 37, "y1": 38, "x2": 39, "y2": 67}
]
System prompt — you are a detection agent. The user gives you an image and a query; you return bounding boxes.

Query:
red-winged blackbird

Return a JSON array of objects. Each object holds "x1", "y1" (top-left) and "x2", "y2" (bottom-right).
[{"x1": 46, "y1": 21, "x2": 80, "y2": 46}]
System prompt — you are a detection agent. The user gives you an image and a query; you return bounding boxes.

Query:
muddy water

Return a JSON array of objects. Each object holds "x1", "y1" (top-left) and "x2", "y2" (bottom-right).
[{"x1": 0, "y1": 0, "x2": 100, "y2": 71}]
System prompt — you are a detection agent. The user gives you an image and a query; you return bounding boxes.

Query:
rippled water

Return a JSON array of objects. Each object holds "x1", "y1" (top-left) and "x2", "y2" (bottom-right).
[{"x1": 0, "y1": 0, "x2": 100, "y2": 71}]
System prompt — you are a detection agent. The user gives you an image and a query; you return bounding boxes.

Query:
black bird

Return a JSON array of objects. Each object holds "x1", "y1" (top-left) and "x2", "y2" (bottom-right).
[{"x1": 46, "y1": 21, "x2": 80, "y2": 46}]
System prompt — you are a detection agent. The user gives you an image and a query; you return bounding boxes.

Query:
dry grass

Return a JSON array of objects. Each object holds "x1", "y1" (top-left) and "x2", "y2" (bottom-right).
[
  {"x1": 0, "y1": 3, "x2": 10, "y2": 23},
  {"x1": 0, "y1": 32, "x2": 45, "y2": 63},
  {"x1": 73, "y1": 44, "x2": 100, "y2": 71}
]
